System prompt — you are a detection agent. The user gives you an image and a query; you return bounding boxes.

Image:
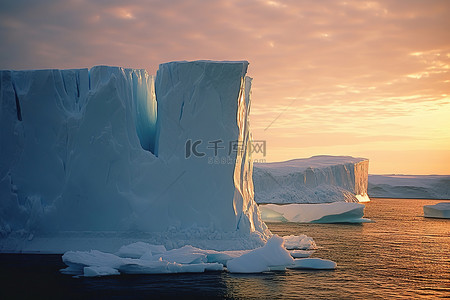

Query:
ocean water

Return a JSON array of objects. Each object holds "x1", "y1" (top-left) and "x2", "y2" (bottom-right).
[{"x1": 0, "y1": 198, "x2": 448, "y2": 299}]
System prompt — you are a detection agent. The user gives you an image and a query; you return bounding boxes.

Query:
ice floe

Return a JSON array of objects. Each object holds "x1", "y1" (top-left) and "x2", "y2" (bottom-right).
[{"x1": 60, "y1": 234, "x2": 334, "y2": 276}]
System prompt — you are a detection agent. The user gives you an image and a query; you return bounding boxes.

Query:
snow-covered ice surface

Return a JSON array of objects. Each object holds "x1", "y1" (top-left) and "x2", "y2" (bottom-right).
[
  {"x1": 423, "y1": 202, "x2": 450, "y2": 219},
  {"x1": 253, "y1": 155, "x2": 370, "y2": 204},
  {"x1": 260, "y1": 202, "x2": 372, "y2": 223},
  {"x1": 368, "y1": 175, "x2": 450, "y2": 200},
  {"x1": 60, "y1": 234, "x2": 332, "y2": 276},
  {"x1": 0, "y1": 61, "x2": 270, "y2": 253}
]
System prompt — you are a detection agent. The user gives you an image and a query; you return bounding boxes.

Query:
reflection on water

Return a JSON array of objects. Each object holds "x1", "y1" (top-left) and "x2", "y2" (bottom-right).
[{"x1": 0, "y1": 198, "x2": 448, "y2": 299}]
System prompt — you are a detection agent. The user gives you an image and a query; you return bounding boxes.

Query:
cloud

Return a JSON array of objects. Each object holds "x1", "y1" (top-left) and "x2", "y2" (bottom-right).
[{"x1": 0, "y1": 0, "x2": 449, "y2": 173}]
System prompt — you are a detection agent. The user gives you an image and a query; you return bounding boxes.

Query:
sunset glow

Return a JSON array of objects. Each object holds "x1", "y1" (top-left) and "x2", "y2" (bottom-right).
[{"x1": 1, "y1": 0, "x2": 449, "y2": 174}]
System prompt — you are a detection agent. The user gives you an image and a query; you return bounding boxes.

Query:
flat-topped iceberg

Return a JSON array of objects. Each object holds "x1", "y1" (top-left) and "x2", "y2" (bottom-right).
[
  {"x1": 369, "y1": 175, "x2": 450, "y2": 200},
  {"x1": 423, "y1": 202, "x2": 450, "y2": 219},
  {"x1": 0, "y1": 61, "x2": 270, "y2": 253},
  {"x1": 260, "y1": 202, "x2": 371, "y2": 223},
  {"x1": 253, "y1": 155, "x2": 370, "y2": 204}
]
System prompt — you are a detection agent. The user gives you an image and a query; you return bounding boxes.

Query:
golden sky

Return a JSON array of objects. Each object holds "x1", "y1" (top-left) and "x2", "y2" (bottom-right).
[{"x1": 1, "y1": 0, "x2": 449, "y2": 174}]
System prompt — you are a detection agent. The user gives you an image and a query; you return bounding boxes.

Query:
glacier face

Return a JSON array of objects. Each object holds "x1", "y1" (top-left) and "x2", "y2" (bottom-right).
[
  {"x1": 0, "y1": 61, "x2": 270, "y2": 253},
  {"x1": 253, "y1": 155, "x2": 370, "y2": 204}
]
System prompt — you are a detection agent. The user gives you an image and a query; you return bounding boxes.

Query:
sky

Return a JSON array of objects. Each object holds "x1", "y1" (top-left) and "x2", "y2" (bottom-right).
[{"x1": 1, "y1": 0, "x2": 449, "y2": 175}]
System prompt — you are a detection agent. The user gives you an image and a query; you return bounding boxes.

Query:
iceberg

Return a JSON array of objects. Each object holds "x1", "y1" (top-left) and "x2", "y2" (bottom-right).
[
  {"x1": 0, "y1": 61, "x2": 270, "y2": 253},
  {"x1": 253, "y1": 155, "x2": 370, "y2": 204},
  {"x1": 260, "y1": 202, "x2": 372, "y2": 223},
  {"x1": 368, "y1": 175, "x2": 450, "y2": 200},
  {"x1": 423, "y1": 202, "x2": 450, "y2": 219}
]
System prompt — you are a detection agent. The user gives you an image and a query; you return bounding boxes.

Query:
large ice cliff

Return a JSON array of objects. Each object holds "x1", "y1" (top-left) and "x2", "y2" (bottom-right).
[
  {"x1": 0, "y1": 61, "x2": 270, "y2": 253},
  {"x1": 253, "y1": 155, "x2": 370, "y2": 204}
]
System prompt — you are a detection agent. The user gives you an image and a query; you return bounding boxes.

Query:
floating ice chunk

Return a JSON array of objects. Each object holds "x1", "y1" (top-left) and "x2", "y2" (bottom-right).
[
  {"x1": 268, "y1": 265, "x2": 289, "y2": 271},
  {"x1": 62, "y1": 250, "x2": 124, "y2": 272},
  {"x1": 204, "y1": 250, "x2": 250, "y2": 265},
  {"x1": 83, "y1": 266, "x2": 120, "y2": 277},
  {"x1": 226, "y1": 235, "x2": 294, "y2": 273},
  {"x1": 118, "y1": 259, "x2": 177, "y2": 274},
  {"x1": 288, "y1": 258, "x2": 337, "y2": 270},
  {"x1": 60, "y1": 267, "x2": 83, "y2": 275},
  {"x1": 201, "y1": 262, "x2": 224, "y2": 272},
  {"x1": 179, "y1": 262, "x2": 224, "y2": 273},
  {"x1": 283, "y1": 235, "x2": 317, "y2": 250},
  {"x1": 157, "y1": 245, "x2": 208, "y2": 264},
  {"x1": 61, "y1": 237, "x2": 334, "y2": 276},
  {"x1": 260, "y1": 202, "x2": 372, "y2": 223},
  {"x1": 116, "y1": 242, "x2": 166, "y2": 258},
  {"x1": 289, "y1": 250, "x2": 314, "y2": 258},
  {"x1": 119, "y1": 259, "x2": 223, "y2": 274},
  {"x1": 61, "y1": 242, "x2": 227, "y2": 276},
  {"x1": 423, "y1": 202, "x2": 450, "y2": 219}
]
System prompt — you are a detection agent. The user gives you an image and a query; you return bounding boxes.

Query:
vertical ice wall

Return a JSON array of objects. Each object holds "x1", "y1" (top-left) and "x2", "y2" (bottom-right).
[
  {"x1": 153, "y1": 61, "x2": 268, "y2": 237},
  {"x1": 0, "y1": 66, "x2": 159, "y2": 234},
  {"x1": 0, "y1": 61, "x2": 270, "y2": 252},
  {"x1": 0, "y1": 68, "x2": 90, "y2": 234}
]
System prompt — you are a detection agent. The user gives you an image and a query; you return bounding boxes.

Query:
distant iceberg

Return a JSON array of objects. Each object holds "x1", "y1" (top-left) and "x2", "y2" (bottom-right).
[
  {"x1": 253, "y1": 155, "x2": 370, "y2": 204},
  {"x1": 260, "y1": 202, "x2": 372, "y2": 223},
  {"x1": 368, "y1": 175, "x2": 450, "y2": 200},
  {"x1": 423, "y1": 202, "x2": 450, "y2": 219}
]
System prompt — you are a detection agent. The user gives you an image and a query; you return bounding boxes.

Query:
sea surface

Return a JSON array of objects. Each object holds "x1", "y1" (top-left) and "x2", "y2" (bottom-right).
[{"x1": 0, "y1": 198, "x2": 449, "y2": 299}]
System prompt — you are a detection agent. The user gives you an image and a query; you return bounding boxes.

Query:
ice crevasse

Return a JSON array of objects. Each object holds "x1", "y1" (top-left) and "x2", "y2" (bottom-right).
[{"x1": 0, "y1": 61, "x2": 271, "y2": 253}]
